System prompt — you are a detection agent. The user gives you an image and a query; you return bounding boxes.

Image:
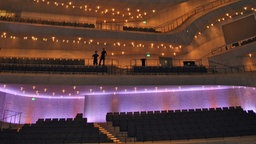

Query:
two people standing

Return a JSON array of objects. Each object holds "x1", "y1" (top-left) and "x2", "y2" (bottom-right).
[{"x1": 92, "y1": 48, "x2": 107, "y2": 66}]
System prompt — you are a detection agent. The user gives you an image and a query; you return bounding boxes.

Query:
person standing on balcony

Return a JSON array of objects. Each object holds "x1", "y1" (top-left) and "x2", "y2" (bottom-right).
[
  {"x1": 99, "y1": 48, "x2": 107, "y2": 66},
  {"x1": 92, "y1": 51, "x2": 99, "y2": 65}
]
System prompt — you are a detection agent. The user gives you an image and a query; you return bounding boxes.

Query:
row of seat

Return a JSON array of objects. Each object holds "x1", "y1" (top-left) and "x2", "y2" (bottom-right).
[
  {"x1": 33, "y1": 117, "x2": 87, "y2": 128},
  {"x1": 106, "y1": 106, "x2": 256, "y2": 141},
  {"x1": 231, "y1": 36, "x2": 256, "y2": 47},
  {"x1": 123, "y1": 26, "x2": 159, "y2": 33},
  {"x1": 241, "y1": 36, "x2": 256, "y2": 46},
  {"x1": 0, "y1": 64, "x2": 108, "y2": 73},
  {"x1": 0, "y1": 57, "x2": 85, "y2": 66},
  {"x1": 107, "y1": 106, "x2": 242, "y2": 115},
  {"x1": 106, "y1": 106, "x2": 244, "y2": 121},
  {"x1": 0, "y1": 63, "x2": 207, "y2": 74},
  {"x1": 0, "y1": 113, "x2": 112, "y2": 144},
  {"x1": 132, "y1": 66, "x2": 207, "y2": 73},
  {"x1": 0, "y1": 16, "x2": 95, "y2": 28},
  {"x1": 107, "y1": 106, "x2": 247, "y2": 128}
]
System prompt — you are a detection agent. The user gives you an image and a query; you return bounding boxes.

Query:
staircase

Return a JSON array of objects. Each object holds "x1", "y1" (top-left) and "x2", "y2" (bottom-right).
[
  {"x1": 94, "y1": 123, "x2": 122, "y2": 143},
  {"x1": 94, "y1": 122, "x2": 136, "y2": 143}
]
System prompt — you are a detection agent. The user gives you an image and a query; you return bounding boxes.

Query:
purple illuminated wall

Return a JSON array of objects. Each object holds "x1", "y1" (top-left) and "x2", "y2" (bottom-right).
[
  {"x1": 0, "y1": 92, "x2": 6, "y2": 110},
  {"x1": 3, "y1": 94, "x2": 84, "y2": 124},
  {"x1": 84, "y1": 86, "x2": 256, "y2": 122},
  {"x1": 1, "y1": 86, "x2": 256, "y2": 123}
]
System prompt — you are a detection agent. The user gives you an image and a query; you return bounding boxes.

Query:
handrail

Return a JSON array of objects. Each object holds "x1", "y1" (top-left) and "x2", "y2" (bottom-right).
[
  {"x1": 201, "y1": 35, "x2": 256, "y2": 60},
  {"x1": 201, "y1": 45, "x2": 227, "y2": 60},
  {"x1": 154, "y1": 0, "x2": 239, "y2": 32},
  {"x1": 207, "y1": 64, "x2": 252, "y2": 73},
  {"x1": 130, "y1": 58, "x2": 203, "y2": 67},
  {"x1": 208, "y1": 60, "x2": 233, "y2": 68},
  {"x1": 0, "y1": 109, "x2": 22, "y2": 126}
]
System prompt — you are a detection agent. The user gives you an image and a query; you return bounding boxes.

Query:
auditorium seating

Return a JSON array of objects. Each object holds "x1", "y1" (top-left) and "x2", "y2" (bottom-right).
[
  {"x1": 0, "y1": 16, "x2": 95, "y2": 29},
  {"x1": 230, "y1": 36, "x2": 256, "y2": 48},
  {"x1": 0, "y1": 57, "x2": 84, "y2": 66},
  {"x1": 0, "y1": 57, "x2": 208, "y2": 74},
  {"x1": 1, "y1": 107, "x2": 256, "y2": 143},
  {"x1": 0, "y1": 57, "x2": 108, "y2": 74},
  {"x1": 0, "y1": 113, "x2": 112, "y2": 144},
  {"x1": 241, "y1": 36, "x2": 256, "y2": 46},
  {"x1": 0, "y1": 128, "x2": 18, "y2": 143},
  {"x1": 106, "y1": 106, "x2": 256, "y2": 141},
  {"x1": 0, "y1": 64, "x2": 108, "y2": 74},
  {"x1": 123, "y1": 26, "x2": 158, "y2": 33},
  {"x1": 132, "y1": 66, "x2": 208, "y2": 74}
]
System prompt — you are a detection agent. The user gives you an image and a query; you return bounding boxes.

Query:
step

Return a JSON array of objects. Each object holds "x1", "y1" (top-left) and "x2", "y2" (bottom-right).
[
  {"x1": 95, "y1": 123, "x2": 122, "y2": 143},
  {"x1": 97, "y1": 122, "x2": 136, "y2": 143}
]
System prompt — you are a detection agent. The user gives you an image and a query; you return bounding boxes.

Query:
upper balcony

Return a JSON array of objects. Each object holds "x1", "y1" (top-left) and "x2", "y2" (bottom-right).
[{"x1": 0, "y1": 0, "x2": 240, "y2": 33}]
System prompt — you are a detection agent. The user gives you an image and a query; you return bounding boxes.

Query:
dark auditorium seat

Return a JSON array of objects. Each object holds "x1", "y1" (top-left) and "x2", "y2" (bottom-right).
[
  {"x1": 0, "y1": 16, "x2": 96, "y2": 29},
  {"x1": 0, "y1": 57, "x2": 109, "y2": 74},
  {"x1": 106, "y1": 106, "x2": 256, "y2": 142},
  {"x1": 132, "y1": 66, "x2": 207, "y2": 74},
  {"x1": 0, "y1": 113, "x2": 112, "y2": 144}
]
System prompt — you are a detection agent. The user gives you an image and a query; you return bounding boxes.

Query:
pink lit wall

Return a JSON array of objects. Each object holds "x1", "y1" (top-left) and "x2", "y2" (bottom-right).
[
  {"x1": 84, "y1": 86, "x2": 256, "y2": 122},
  {"x1": 1, "y1": 85, "x2": 256, "y2": 124},
  {"x1": 3, "y1": 94, "x2": 84, "y2": 124}
]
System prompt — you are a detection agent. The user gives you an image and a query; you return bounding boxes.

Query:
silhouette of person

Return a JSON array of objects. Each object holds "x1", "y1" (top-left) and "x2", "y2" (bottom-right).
[
  {"x1": 99, "y1": 48, "x2": 107, "y2": 66},
  {"x1": 92, "y1": 51, "x2": 99, "y2": 65}
]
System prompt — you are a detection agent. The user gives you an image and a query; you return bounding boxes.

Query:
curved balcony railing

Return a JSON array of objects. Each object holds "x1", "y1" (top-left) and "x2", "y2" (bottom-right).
[
  {"x1": 154, "y1": 0, "x2": 240, "y2": 32},
  {"x1": 0, "y1": 0, "x2": 239, "y2": 33},
  {"x1": 202, "y1": 35, "x2": 256, "y2": 59}
]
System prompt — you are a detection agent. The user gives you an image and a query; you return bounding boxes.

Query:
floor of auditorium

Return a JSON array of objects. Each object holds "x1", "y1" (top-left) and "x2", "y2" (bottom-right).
[{"x1": 125, "y1": 135, "x2": 256, "y2": 144}]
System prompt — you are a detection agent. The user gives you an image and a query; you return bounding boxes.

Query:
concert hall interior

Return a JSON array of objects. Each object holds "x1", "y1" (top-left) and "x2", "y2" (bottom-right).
[{"x1": 0, "y1": 0, "x2": 256, "y2": 143}]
